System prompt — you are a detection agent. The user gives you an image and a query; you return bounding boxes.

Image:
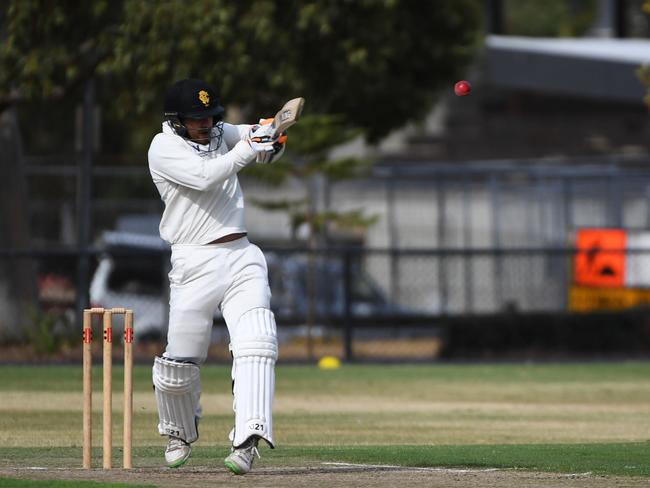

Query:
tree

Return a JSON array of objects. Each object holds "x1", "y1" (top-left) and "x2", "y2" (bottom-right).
[
  {"x1": 1, "y1": 0, "x2": 482, "y2": 244},
  {"x1": 246, "y1": 113, "x2": 377, "y2": 357},
  {"x1": 1, "y1": 0, "x2": 482, "y2": 142},
  {"x1": 247, "y1": 114, "x2": 375, "y2": 241},
  {"x1": 0, "y1": 0, "x2": 481, "y2": 339},
  {"x1": 501, "y1": 0, "x2": 597, "y2": 37},
  {"x1": 641, "y1": 1, "x2": 650, "y2": 109},
  {"x1": 0, "y1": 1, "x2": 122, "y2": 337},
  {"x1": 0, "y1": 107, "x2": 34, "y2": 340}
]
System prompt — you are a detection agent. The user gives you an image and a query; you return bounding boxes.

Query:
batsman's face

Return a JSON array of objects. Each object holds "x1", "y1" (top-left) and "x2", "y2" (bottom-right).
[{"x1": 184, "y1": 117, "x2": 213, "y2": 144}]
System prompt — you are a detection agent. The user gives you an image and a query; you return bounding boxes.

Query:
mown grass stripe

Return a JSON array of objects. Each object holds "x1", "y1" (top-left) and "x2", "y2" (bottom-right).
[
  {"x1": 267, "y1": 443, "x2": 650, "y2": 476},
  {"x1": 0, "y1": 478, "x2": 153, "y2": 488},
  {"x1": 1, "y1": 442, "x2": 649, "y2": 477}
]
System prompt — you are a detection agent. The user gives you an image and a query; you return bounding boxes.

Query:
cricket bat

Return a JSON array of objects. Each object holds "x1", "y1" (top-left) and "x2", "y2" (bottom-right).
[{"x1": 270, "y1": 97, "x2": 305, "y2": 138}]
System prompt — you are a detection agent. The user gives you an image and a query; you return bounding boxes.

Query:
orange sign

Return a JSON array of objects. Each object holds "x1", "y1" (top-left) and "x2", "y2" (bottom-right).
[{"x1": 574, "y1": 229, "x2": 626, "y2": 287}]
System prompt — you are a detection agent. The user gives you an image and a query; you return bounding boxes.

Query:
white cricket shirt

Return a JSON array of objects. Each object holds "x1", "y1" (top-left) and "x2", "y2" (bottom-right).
[{"x1": 148, "y1": 121, "x2": 256, "y2": 245}]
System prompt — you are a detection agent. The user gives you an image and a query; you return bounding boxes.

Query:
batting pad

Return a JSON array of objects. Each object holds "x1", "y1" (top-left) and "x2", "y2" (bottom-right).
[
  {"x1": 230, "y1": 307, "x2": 278, "y2": 448},
  {"x1": 153, "y1": 356, "x2": 201, "y2": 443}
]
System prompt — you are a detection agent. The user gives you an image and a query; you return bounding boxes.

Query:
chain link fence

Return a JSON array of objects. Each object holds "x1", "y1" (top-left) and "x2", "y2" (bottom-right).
[
  {"x1": 2, "y1": 246, "x2": 650, "y2": 361},
  {"x1": 4, "y1": 155, "x2": 650, "y2": 360}
]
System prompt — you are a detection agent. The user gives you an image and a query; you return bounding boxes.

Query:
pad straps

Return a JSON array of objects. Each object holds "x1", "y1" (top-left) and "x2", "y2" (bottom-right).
[{"x1": 153, "y1": 356, "x2": 201, "y2": 443}]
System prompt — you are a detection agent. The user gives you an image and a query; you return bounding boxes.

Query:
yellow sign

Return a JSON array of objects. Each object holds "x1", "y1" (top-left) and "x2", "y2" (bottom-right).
[{"x1": 569, "y1": 286, "x2": 650, "y2": 312}]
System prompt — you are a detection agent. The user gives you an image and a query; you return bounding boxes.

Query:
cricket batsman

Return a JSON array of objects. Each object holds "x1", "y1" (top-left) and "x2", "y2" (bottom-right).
[{"x1": 147, "y1": 78, "x2": 285, "y2": 474}]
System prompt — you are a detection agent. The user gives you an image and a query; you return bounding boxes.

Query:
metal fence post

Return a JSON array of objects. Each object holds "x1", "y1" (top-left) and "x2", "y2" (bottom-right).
[
  {"x1": 436, "y1": 178, "x2": 448, "y2": 314},
  {"x1": 76, "y1": 77, "x2": 95, "y2": 323},
  {"x1": 490, "y1": 175, "x2": 503, "y2": 310},
  {"x1": 387, "y1": 172, "x2": 399, "y2": 302},
  {"x1": 342, "y1": 249, "x2": 353, "y2": 361},
  {"x1": 462, "y1": 179, "x2": 473, "y2": 313}
]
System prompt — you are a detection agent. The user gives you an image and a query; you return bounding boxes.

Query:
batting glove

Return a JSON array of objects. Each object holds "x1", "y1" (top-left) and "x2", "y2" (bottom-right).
[{"x1": 248, "y1": 119, "x2": 287, "y2": 164}]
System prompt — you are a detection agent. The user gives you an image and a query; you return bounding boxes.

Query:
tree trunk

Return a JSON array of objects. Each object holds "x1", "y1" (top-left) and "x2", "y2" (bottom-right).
[{"x1": 0, "y1": 108, "x2": 36, "y2": 341}]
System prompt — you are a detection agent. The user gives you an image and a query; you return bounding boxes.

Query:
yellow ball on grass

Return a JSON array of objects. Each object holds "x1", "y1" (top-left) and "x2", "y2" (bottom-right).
[{"x1": 318, "y1": 356, "x2": 341, "y2": 370}]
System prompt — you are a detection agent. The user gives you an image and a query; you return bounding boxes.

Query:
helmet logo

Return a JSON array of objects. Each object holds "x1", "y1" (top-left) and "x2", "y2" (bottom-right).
[{"x1": 198, "y1": 90, "x2": 210, "y2": 107}]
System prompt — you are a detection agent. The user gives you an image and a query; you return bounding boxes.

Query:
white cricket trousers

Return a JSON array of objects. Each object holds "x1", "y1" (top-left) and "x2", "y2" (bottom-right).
[{"x1": 164, "y1": 236, "x2": 272, "y2": 363}]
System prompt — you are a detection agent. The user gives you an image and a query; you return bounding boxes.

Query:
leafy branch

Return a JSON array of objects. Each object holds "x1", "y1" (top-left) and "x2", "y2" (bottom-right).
[{"x1": 246, "y1": 113, "x2": 377, "y2": 243}]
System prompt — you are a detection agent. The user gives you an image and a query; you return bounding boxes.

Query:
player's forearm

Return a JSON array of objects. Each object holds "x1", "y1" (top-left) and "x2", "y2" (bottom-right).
[
  {"x1": 198, "y1": 140, "x2": 256, "y2": 189},
  {"x1": 149, "y1": 137, "x2": 255, "y2": 191},
  {"x1": 222, "y1": 122, "x2": 253, "y2": 147}
]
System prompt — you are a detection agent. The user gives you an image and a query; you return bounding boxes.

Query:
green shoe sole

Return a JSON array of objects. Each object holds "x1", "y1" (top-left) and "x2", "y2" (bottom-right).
[
  {"x1": 224, "y1": 459, "x2": 244, "y2": 475},
  {"x1": 167, "y1": 452, "x2": 191, "y2": 469}
]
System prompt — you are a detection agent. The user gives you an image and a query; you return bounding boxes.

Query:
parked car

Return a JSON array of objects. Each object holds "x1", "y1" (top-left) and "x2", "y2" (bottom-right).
[
  {"x1": 264, "y1": 252, "x2": 406, "y2": 318},
  {"x1": 89, "y1": 229, "x2": 170, "y2": 340},
  {"x1": 91, "y1": 215, "x2": 411, "y2": 339}
]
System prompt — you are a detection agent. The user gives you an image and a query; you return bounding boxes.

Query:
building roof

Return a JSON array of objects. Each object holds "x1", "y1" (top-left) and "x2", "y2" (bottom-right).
[{"x1": 485, "y1": 35, "x2": 650, "y2": 102}]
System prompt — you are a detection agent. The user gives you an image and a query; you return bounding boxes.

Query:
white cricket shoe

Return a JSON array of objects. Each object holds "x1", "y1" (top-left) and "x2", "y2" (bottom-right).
[
  {"x1": 224, "y1": 436, "x2": 260, "y2": 475},
  {"x1": 165, "y1": 436, "x2": 191, "y2": 468}
]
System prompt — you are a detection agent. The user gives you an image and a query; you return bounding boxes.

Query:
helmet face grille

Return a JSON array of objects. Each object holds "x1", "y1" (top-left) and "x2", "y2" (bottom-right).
[{"x1": 164, "y1": 119, "x2": 225, "y2": 153}]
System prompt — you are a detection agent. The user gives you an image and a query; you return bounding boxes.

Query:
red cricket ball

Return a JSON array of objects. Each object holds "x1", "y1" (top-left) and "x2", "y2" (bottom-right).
[{"x1": 454, "y1": 80, "x2": 471, "y2": 96}]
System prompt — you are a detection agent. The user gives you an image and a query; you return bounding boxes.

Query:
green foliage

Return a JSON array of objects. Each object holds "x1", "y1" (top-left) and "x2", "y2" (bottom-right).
[
  {"x1": 503, "y1": 0, "x2": 597, "y2": 37},
  {"x1": 0, "y1": 0, "x2": 481, "y2": 244},
  {"x1": 638, "y1": 65, "x2": 650, "y2": 108},
  {"x1": 24, "y1": 308, "x2": 75, "y2": 355},
  {"x1": 0, "y1": 0, "x2": 119, "y2": 104},
  {"x1": 0, "y1": 0, "x2": 482, "y2": 143},
  {"x1": 640, "y1": 4, "x2": 650, "y2": 108},
  {"x1": 246, "y1": 114, "x2": 376, "y2": 241}
]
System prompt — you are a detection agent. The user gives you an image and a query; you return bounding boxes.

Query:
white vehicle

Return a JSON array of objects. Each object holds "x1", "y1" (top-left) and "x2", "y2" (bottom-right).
[
  {"x1": 91, "y1": 215, "x2": 412, "y2": 340},
  {"x1": 90, "y1": 217, "x2": 171, "y2": 340}
]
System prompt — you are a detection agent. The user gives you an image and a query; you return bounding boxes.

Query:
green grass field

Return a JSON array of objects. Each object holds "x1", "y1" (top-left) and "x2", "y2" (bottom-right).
[{"x1": 1, "y1": 361, "x2": 649, "y2": 487}]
